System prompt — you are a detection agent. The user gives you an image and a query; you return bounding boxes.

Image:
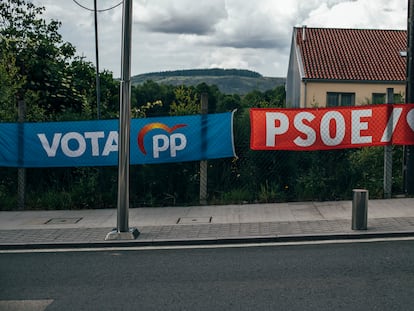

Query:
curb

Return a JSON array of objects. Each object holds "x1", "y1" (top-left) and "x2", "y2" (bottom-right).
[{"x1": 1, "y1": 231, "x2": 414, "y2": 251}]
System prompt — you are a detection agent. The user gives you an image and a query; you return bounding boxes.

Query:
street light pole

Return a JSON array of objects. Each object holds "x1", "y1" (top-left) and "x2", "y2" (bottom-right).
[{"x1": 106, "y1": 0, "x2": 139, "y2": 240}]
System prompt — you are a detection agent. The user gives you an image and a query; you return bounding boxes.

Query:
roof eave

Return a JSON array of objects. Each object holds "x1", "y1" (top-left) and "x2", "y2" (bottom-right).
[{"x1": 302, "y1": 78, "x2": 406, "y2": 85}]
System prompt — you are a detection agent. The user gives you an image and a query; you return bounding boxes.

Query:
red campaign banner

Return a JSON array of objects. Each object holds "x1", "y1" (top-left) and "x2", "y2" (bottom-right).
[{"x1": 250, "y1": 104, "x2": 414, "y2": 151}]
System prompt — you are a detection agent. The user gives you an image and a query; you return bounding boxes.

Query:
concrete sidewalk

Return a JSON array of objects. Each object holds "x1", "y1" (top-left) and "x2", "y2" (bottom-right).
[{"x1": 1, "y1": 198, "x2": 414, "y2": 249}]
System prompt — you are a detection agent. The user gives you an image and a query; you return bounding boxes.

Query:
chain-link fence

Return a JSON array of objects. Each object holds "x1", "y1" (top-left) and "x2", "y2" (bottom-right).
[{"x1": 0, "y1": 108, "x2": 406, "y2": 210}]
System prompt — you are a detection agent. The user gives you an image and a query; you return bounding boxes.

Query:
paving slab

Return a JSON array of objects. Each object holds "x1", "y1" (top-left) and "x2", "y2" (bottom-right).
[{"x1": 0, "y1": 198, "x2": 413, "y2": 248}]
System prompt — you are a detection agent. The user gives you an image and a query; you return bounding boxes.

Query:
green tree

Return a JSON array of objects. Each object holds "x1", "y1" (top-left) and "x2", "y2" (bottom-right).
[
  {"x1": 1, "y1": 0, "x2": 84, "y2": 116},
  {"x1": 169, "y1": 86, "x2": 200, "y2": 116},
  {"x1": 195, "y1": 82, "x2": 218, "y2": 113},
  {"x1": 0, "y1": 42, "x2": 22, "y2": 121},
  {"x1": 241, "y1": 86, "x2": 286, "y2": 108},
  {"x1": 132, "y1": 80, "x2": 173, "y2": 116},
  {"x1": 98, "y1": 70, "x2": 120, "y2": 119},
  {"x1": 217, "y1": 94, "x2": 241, "y2": 112},
  {"x1": 1, "y1": 0, "x2": 121, "y2": 121}
]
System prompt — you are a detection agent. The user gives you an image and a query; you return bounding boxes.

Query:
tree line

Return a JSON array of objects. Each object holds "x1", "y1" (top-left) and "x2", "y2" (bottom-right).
[
  {"x1": 0, "y1": 0, "x2": 403, "y2": 209},
  {"x1": 135, "y1": 68, "x2": 263, "y2": 79}
]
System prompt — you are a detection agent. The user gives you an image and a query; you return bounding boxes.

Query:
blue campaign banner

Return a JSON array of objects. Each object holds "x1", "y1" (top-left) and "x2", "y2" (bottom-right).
[{"x1": 0, "y1": 112, "x2": 236, "y2": 168}]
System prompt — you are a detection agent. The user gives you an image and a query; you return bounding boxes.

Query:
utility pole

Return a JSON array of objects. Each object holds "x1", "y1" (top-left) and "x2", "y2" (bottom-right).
[
  {"x1": 106, "y1": 0, "x2": 139, "y2": 240},
  {"x1": 405, "y1": 0, "x2": 414, "y2": 194},
  {"x1": 94, "y1": 0, "x2": 101, "y2": 119}
]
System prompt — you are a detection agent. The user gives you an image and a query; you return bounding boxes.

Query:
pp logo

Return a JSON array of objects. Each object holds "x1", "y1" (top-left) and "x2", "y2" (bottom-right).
[{"x1": 138, "y1": 123, "x2": 187, "y2": 158}]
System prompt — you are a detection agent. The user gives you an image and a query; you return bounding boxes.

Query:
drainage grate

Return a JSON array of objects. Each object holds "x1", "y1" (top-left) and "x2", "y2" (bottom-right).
[
  {"x1": 45, "y1": 217, "x2": 82, "y2": 225},
  {"x1": 177, "y1": 217, "x2": 212, "y2": 224}
]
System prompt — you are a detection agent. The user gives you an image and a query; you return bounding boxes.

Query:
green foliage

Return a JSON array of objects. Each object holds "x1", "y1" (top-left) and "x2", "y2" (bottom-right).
[
  {"x1": 241, "y1": 85, "x2": 285, "y2": 108},
  {"x1": 220, "y1": 188, "x2": 253, "y2": 204},
  {"x1": 347, "y1": 147, "x2": 404, "y2": 198},
  {"x1": 132, "y1": 80, "x2": 173, "y2": 117},
  {"x1": 0, "y1": 193, "x2": 16, "y2": 210},
  {"x1": 217, "y1": 94, "x2": 241, "y2": 112},
  {"x1": 169, "y1": 86, "x2": 200, "y2": 116},
  {"x1": 132, "y1": 100, "x2": 163, "y2": 118},
  {"x1": 294, "y1": 150, "x2": 353, "y2": 201},
  {"x1": 258, "y1": 181, "x2": 283, "y2": 203},
  {"x1": 0, "y1": 0, "x2": 120, "y2": 122},
  {"x1": 0, "y1": 41, "x2": 23, "y2": 121},
  {"x1": 27, "y1": 190, "x2": 73, "y2": 210},
  {"x1": 70, "y1": 168, "x2": 102, "y2": 208},
  {"x1": 98, "y1": 70, "x2": 120, "y2": 119},
  {"x1": 1, "y1": 0, "x2": 79, "y2": 114},
  {"x1": 130, "y1": 162, "x2": 199, "y2": 207}
]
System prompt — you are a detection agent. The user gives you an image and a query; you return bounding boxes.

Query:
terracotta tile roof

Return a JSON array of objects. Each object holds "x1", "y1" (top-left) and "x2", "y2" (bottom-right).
[{"x1": 296, "y1": 27, "x2": 407, "y2": 81}]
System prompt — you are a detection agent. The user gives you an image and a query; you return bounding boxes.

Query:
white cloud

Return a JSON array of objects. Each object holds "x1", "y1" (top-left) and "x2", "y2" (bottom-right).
[
  {"x1": 302, "y1": 0, "x2": 406, "y2": 29},
  {"x1": 31, "y1": 0, "x2": 408, "y2": 78},
  {"x1": 201, "y1": 48, "x2": 252, "y2": 71}
]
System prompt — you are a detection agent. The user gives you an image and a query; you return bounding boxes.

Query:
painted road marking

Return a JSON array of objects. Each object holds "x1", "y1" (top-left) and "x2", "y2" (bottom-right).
[{"x1": 0, "y1": 300, "x2": 53, "y2": 311}]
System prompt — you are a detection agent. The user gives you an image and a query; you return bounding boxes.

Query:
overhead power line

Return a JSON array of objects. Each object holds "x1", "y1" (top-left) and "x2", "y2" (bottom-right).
[{"x1": 72, "y1": 0, "x2": 122, "y2": 12}]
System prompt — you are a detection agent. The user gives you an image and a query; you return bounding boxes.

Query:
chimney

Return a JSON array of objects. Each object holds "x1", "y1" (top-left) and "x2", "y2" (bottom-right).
[{"x1": 302, "y1": 25, "x2": 307, "y2": 41}]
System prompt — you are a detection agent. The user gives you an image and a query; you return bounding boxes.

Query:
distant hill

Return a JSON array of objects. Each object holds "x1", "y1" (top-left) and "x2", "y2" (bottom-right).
[{"x1": 131, "y1": 68, "x2": 286, "y2": 95}]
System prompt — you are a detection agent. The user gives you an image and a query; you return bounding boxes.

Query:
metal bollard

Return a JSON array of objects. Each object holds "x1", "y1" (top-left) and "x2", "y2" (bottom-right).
[{"x1": 352, "y1": 189, "x2": 368, "y2": 230}]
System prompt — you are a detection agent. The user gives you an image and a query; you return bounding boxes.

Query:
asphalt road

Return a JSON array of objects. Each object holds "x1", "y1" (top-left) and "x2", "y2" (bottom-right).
[{"x1": 1, "y1": 240, "x2": 414, "y2": 311}]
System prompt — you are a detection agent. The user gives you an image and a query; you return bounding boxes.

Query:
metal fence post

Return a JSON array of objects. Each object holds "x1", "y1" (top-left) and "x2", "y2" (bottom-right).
[
  {"x1": 352, "y1": 189, "x2": 368, "y2": 230},
  {"x1": 17, "y1": 99, "x2": 26, "y2": 210},
  {"x1": 383, "y1": 88, "x2": 394, "y2": 199},
  {"x1": 200, "y1": 93, "x2": 208, "y2": 205}
]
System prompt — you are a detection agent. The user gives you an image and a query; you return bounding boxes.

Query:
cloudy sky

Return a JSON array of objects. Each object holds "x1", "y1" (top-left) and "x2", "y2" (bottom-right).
[{"x1": 32, "y1": 0, "x2": 408, "y2": 78}]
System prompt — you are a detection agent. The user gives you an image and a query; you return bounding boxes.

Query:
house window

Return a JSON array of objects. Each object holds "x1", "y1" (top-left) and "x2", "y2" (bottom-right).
[
  {"x1": 372, "y1": 93, "x2": 404, "y2": 104},
  {"x1": 327, "y1": 92, "x2": 355, "y2": 107}
]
